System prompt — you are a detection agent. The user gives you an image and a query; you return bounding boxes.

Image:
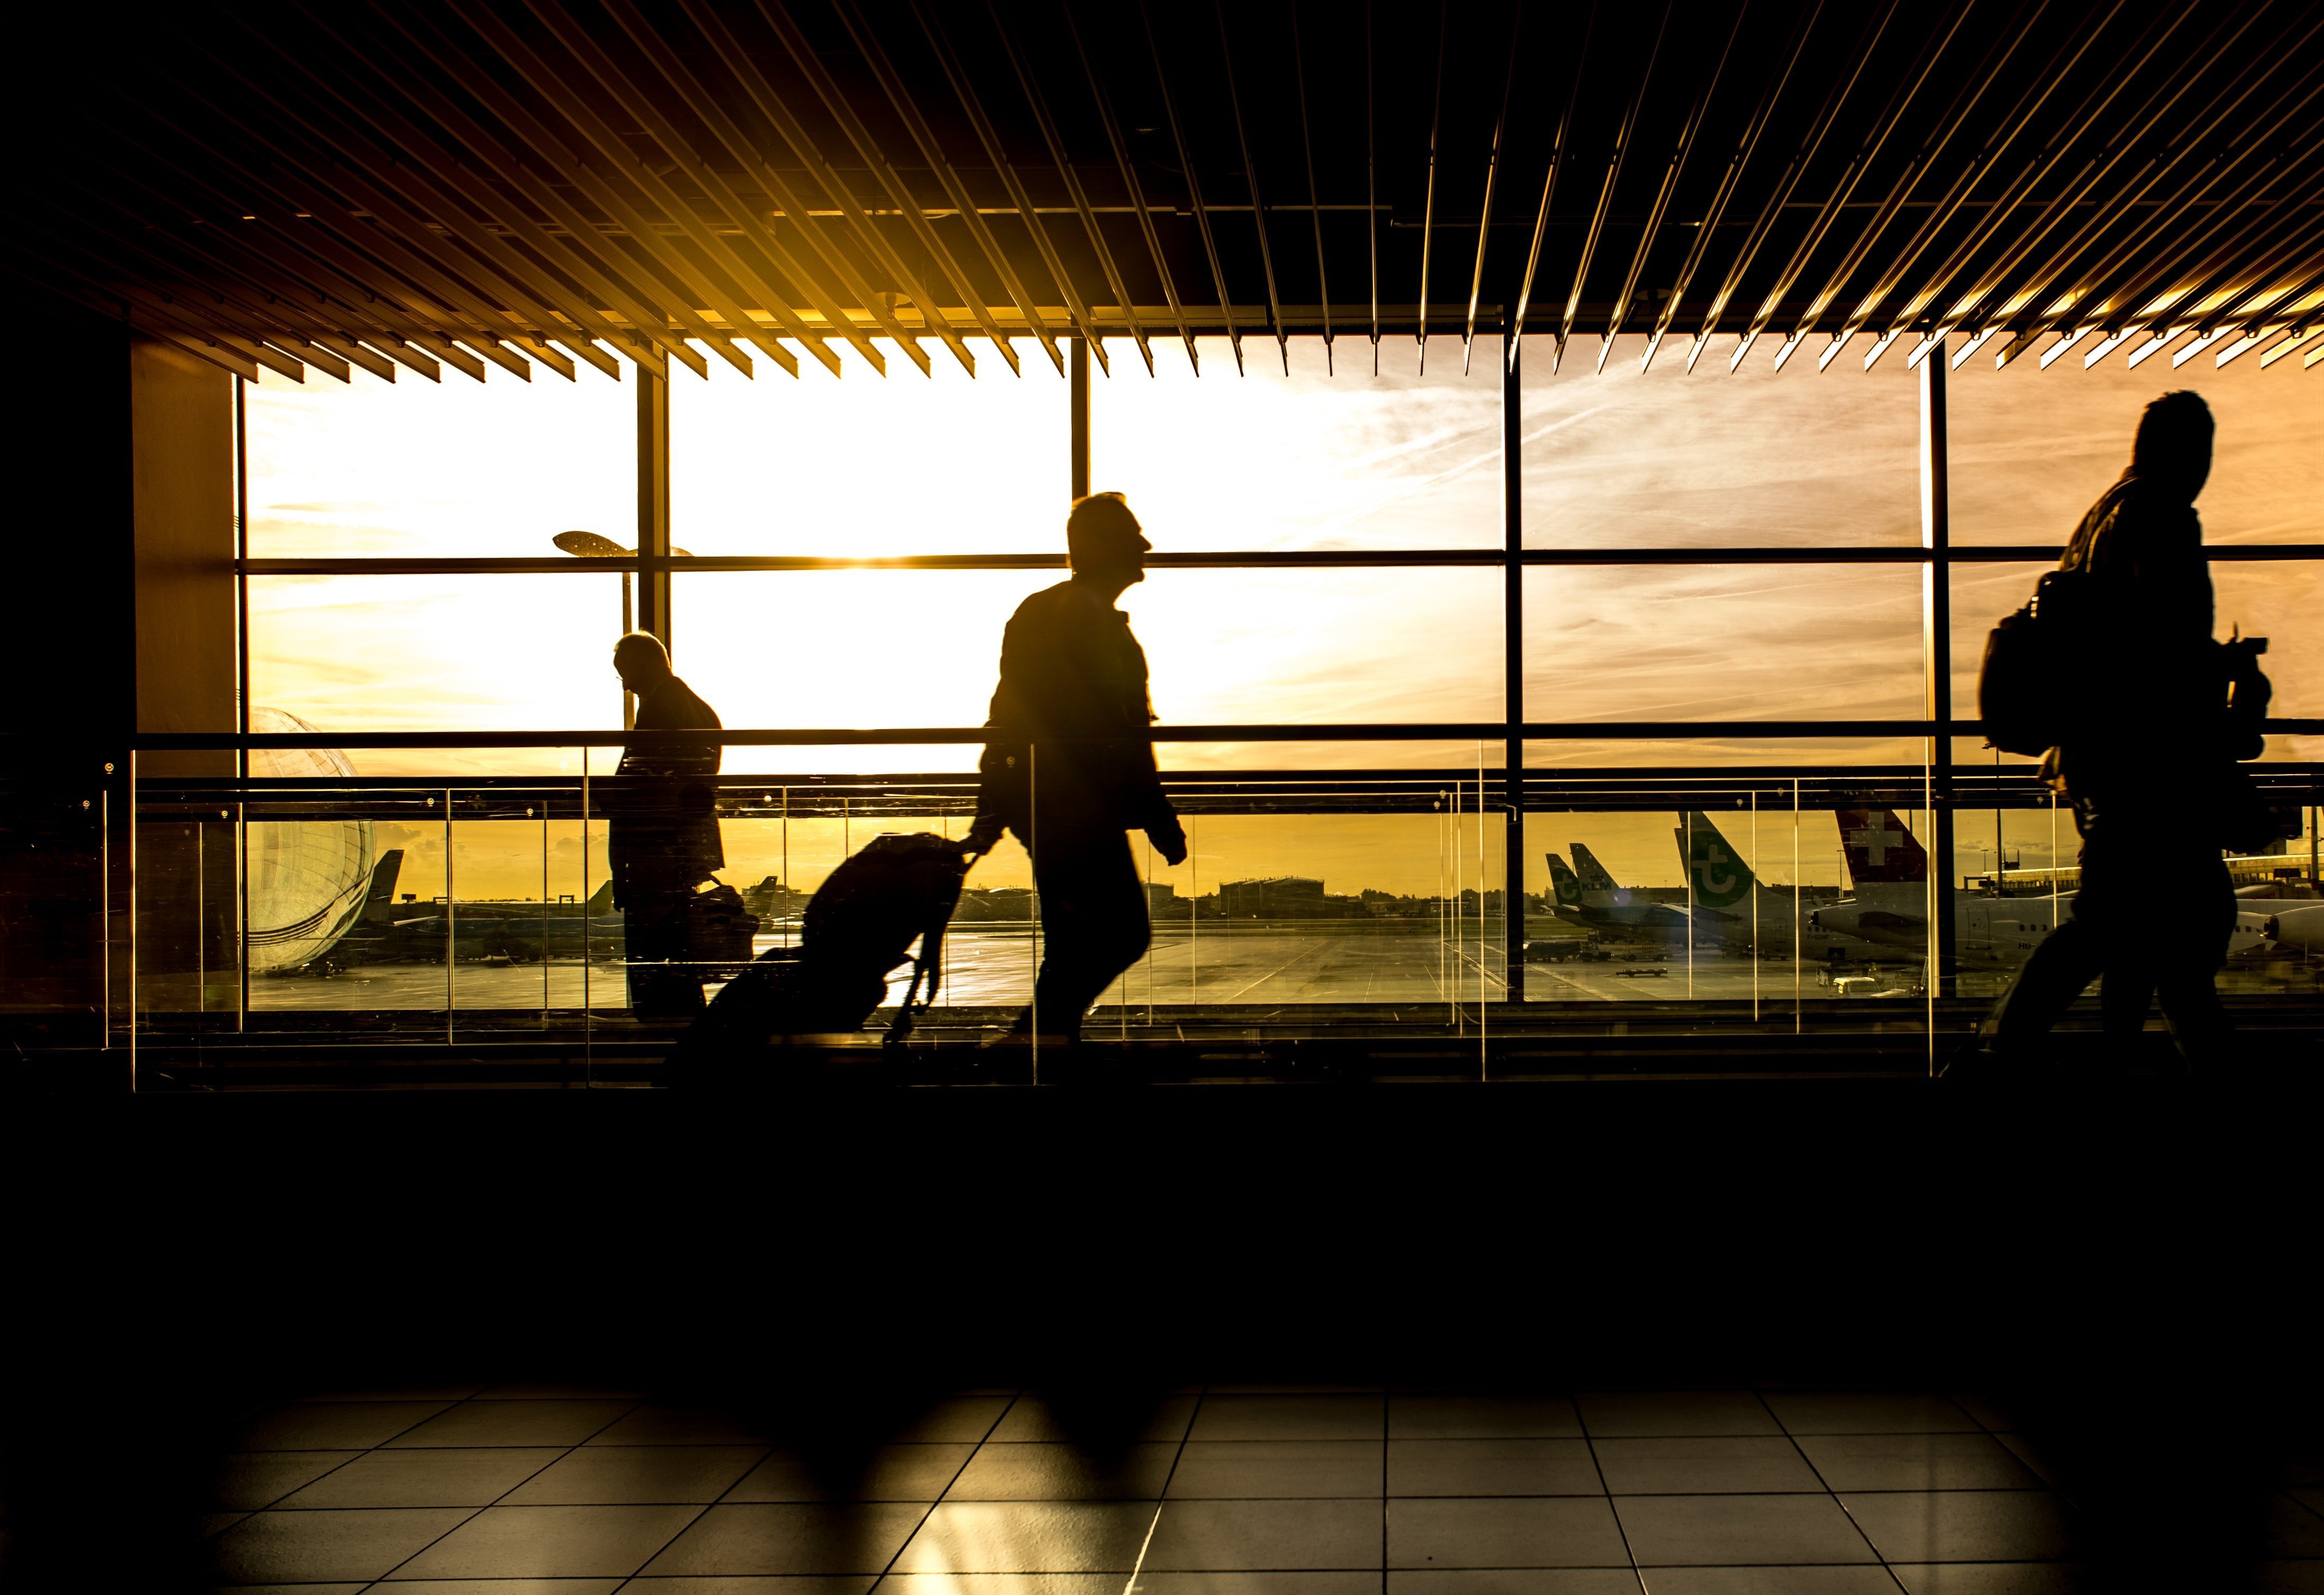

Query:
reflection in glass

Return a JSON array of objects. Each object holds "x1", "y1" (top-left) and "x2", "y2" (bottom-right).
[
  {"x1": 1091, "y1": 335, "x2": 1502, "y2": 551},
  {"x1": 671, "y1": 337, "x2": 1066, "y2": 557},
  {"x1": 1521, "y1": 333, "x2": 1918, "y2": 549},
  {"x1": 245, "y1": 362, "x2": 634, "y2": 558},
  {"x1": 1949, "y1": 348, "x2": 2324, "y2": 546}
]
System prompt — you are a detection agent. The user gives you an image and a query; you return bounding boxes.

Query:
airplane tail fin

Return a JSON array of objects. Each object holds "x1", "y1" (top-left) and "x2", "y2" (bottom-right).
[
  {"x1": 583, "y1": 878, "x2": 617, "y2": 916},
  {"x1": 1569, "y1": 844, "x2": 1620, "y2": 894},
  {"x1": 1545, "y1": 853, "x2": 1583, "y2": 908},
  {"x1": 358, "y1": 850, "x2": 403, "y2": 924},
  {"x1": 1838, "y1": 809, "x2": 1929, "y2": 886},
  {"x1": 1675, "y1": 813, "x2": 1756, "y2": 909}
]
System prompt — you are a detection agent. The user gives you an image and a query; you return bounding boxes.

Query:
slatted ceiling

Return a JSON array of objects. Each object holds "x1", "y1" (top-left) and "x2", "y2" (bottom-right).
[{"x1": 14, "y1": 0, "x2": 2324, "y2": 387}]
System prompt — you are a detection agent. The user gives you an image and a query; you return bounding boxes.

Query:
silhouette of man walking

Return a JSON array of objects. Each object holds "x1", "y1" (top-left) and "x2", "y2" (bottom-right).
[
  {"x1": 607, "y1": 632, "x2": 724, "y2": 1019},
  {"x1": 969, "y1": 493, "x2": 1188, "y2": 1046},
  {"x1": 1977, "y1": 391, "x2": 2247, "y2": 1069}
]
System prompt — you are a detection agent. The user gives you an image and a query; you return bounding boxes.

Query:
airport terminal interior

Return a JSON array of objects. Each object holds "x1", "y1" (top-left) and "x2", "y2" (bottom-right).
[{"x1": 3, "y1": 0, "x2": 2322, "y2": 1588}]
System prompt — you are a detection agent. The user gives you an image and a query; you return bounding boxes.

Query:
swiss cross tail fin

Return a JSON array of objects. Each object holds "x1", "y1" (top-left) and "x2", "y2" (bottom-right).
[
  {"x1": 1674, "y1": 813, "x2": 1756, "y2": 909},
  {"x1": 1837, "y1": 809, "x2": 1928, "y2": 886}
]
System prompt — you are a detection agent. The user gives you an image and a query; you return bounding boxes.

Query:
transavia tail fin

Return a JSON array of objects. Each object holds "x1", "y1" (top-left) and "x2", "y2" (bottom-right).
[
  {"x1": 358, "y1": 850, "x2": 404, "y2": 925},
  {"x1": 1675, "y1": 813, "x2": 1756, "y2": 909},
  {"x1": 1569, "y1": 844, "x2": 1620, "y2": 894},
  {"x1": 1545, "y1": 853, "x2": 1583, "y2": 908},
  {"x1": 1837, "y1": 808, "x2": 1929, "y2": 886}
]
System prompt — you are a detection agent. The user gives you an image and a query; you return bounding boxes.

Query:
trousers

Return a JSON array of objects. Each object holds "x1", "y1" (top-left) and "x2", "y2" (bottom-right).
[
  {"x1": 1016, "y1": 822, "x2": 1151, "y2": 1041},
  {"x1": 624, "y1": 887, "x2": 706, "y2": 1020},
  {"x1": 1988, "y1": 821, "x2": 2233, "y2": 1063}
]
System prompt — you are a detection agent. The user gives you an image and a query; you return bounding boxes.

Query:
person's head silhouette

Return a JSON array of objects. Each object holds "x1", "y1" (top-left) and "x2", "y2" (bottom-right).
[
  {"x1": 613, "y1": 631, "x2": 674, "y2": 696},
  {"x1": 2132, "y1": 389, "x2": 2213, "y2": 504},
  {"x1": 1066, "y1": 491, "x2": 1151, "y2": 599}
]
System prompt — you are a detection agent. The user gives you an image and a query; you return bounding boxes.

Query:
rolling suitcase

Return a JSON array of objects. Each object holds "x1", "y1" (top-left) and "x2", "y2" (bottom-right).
[{"x1": 666, "y1": 832, "x2": 976, "y2": 1087}]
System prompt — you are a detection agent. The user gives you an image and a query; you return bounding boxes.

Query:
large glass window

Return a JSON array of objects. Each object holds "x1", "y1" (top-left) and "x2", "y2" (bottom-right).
[
  {"x1": 670, "y1": 337, "x2": 1068, "y2": 556},
  {"x1": 1521, "y1": 333, "x2": 1922, "y2": 548},
  {"x1": 1091, "y1": 336, "x2": 1503, "y2": 551},
  {"x1": 245, "y1": 363, "x2": 634, "y2": 558}
]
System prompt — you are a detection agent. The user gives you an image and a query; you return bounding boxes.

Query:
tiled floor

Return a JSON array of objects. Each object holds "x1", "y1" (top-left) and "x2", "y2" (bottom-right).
[{"x1": 189, "y1": 1384, "x2": 2324, "y2": 1592}]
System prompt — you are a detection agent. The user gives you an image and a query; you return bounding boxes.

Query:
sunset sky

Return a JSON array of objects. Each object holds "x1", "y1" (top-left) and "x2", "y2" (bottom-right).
[{"x1": 247, "y1": 331, "x2": 2321, "y2": 900}]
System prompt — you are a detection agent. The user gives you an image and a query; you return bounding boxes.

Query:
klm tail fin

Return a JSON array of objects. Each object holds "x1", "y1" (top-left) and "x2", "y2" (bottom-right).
[
  {"x1": 1675, "y1": 813, "x2": 1756, "y2": 909},
  {"x1": 1545, "y1": 853, "x2": 1583, "y2": 908},
  {"x1": 1837, "y1": 809, "x2": 1928, "y2": 887},
  {"x1": 583, "y1": 878, "x2": 617, "y2": 916},
  {"x1": 1569, "y1": 844, "x2": 1620, "y2": 894},
  {"x1": 358, "y1": 850, "x2": 404, "y2": 925}
]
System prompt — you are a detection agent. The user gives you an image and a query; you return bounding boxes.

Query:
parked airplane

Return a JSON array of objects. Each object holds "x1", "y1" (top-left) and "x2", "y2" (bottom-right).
[{"x1": 300, "y1": 851, "x2": 635, "y2": 972}]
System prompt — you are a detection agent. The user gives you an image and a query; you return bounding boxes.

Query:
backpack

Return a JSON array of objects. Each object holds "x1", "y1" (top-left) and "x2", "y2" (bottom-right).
[
  {"x1": 666, "y1": 832, "x2": 975, "y2": 1086},
  {"x1": 1978, "y1": 568, "x2": 2099, "y2": 757}
]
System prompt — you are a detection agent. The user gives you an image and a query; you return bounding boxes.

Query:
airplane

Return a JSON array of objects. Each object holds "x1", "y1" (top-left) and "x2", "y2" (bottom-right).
[
  {"x1": 1540, "y1": 818, "x2": 1888, "y2": 964},
  {"x1": 300, "y1": 852, "x2": 638, "y2": 972},
  {"x1": 1812, "y1": 811, "x2": 2269, "y2": 967}
]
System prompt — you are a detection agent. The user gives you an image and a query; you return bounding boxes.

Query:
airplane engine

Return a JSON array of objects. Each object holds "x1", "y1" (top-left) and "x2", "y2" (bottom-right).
[{"x1": 2263, "y1": 904, "x2": 2324, "y2": 952}]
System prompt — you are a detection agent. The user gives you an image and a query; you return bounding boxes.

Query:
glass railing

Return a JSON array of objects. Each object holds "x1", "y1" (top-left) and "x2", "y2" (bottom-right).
[{"x1": 11, "y1": 733, "x2": 2319, "y2": 1083}]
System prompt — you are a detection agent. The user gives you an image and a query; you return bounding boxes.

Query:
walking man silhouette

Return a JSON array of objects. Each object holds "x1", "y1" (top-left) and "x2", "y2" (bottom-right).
[
  {"x1": 607, "y1": 632, "x2": 724, "y2": 1019},
  {"x1": 968, "y1": 493, "x2": 1188, "y2": 1047},
  {"x1": 1973, "y1": 391, "x2": 2252, "y2": 1070}
]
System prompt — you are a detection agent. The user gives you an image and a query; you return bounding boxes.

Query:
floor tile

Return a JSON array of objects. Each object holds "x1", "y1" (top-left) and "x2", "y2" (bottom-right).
[
  {"x1": 876, "y1": 1576, "x2": 1118, "y2": 1594},
  {"x1": 886, "y1": 1500, "x2": 1154, "y2": 1573},
  {"x1": 946, "y1": 1441, "x2": 1178, "y2": 1501},
  {"x1": 638, "y1": 1502, "x2": 931, "y2": 1575},
  {"x1": 1641, "y1": 1570, "x2": 1898, "y2": 1594},
  {"x1": 500, "y1": 1446, "x2": 766, "y2": 1504},
  {"x1": 1990, "y1": 1435, "x2": 2062, "y2": 1488},
  {"x1": 1387, "y1": 1496, "x2": 1630, "y2": 1570},
  {"x1": 1948, "y1": 1394, "x2": 2017, "y2": 1430},
  {"x1": 1593, "y1": 1437, "x2": 1823, "y2": 1494},
  {"x1": 278, "y1": 1448, "x2": 566, "y2": 1508},
  {"x1": 2294, "y1": 1488, "x2": 2324, "y2": 1516},
  {"x1": 211, "y1": 1450, "x2": 360, "y2": 1509},
  {"x1": 889, "y1": 1397, "x2": 1017, "y2": 1443},
  {"x1": 478, "y1": 1383, "x2": 644, "y2": 1400},
  {"x1": 989, "y1": 1397, "x2": 1197, "y2": 1445},
  {"x1": 1795, "y1": 1432, "x2": 2043, "y2": 1492},
  {"x1": 1840, "y1": 1491, "x2": 2075, "y2": 1563},
  {"x1": 1888, "y1": 1565, "x2": 2087, "y2": 1594},
  {"x1": 384, "y1": 1503, "x2": 703, "y2": 1579},
  {"x1": 1144, "y1": 1498, "x2": 1381, "y2": 1570},
  {"x1": 230, "y1": 1401, "x2": 456, "y2": 1450},
  {"x1": 1390, "y1": 1396, "x2": 1584, "y2": 1440},
  {"x1": 1762, "y1": 1393, "x2": 1980, "y2": 1435},
  {"x1": 1210, "y1": 1383, "x2": 1384, "y2": 1395},
  {"x1": 586, "y1": 1405, "x2": 776, "y2": 1446},
  {"x1": 203, "y1": 1511, "x2": 250, "y2": 1536},
  {"x1": 1386, "y1": 1439, "x2": 1603, "y2": 1497},
  {"x1": 1388, "y1": 1575, "x2": 1640, "y2": 1595},
  {"x1": 209, "y1": 1507, "x2": 476, "y2": 1583},
  {"x1": 723, "y1": 1445, "x2": 973, "y2": 1502},
  {"x1": 2254, "y1": 1563, "x2": 2324, "y2": 1595},
  {"x1": 300, "y1": 1386, "x2": 487, "y2": 1403},
  {"x1": 1617, "y1": 1494, "x2": 1878, "y2": 1566},
  {"x1": 1167, "y1": 1440, "x2": 1381, "y2": 1499},
  {"x1": 1577, "y1": 1394, "x2": 1781, "y2": 1439},
  {"x1": 1186, "y1": 1396, "x2": 1384, "y2": 1442},
  {"x1": 1143, "y1": 1575, "x2": 1386, "y2": 1594},
  {"x1": 2267, "y1": 1495, "x2": 2324, "y2": 1556},
  {"x1": 622, "y1": 1578, "x2": 874, "y2": 1593},
  {"x1": 384, "y1": 1400, "x2": 638, "y2": 1449},
  {"x1": 201, "y1": 1584, "x2": 373, "y2": 1594},
  {"x1": 377, "y1": 1581, "x2": 626, "y2": 1594}
]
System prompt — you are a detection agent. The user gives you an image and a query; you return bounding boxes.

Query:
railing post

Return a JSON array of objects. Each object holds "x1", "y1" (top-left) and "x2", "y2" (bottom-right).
[
  {"x1": 1921, "y1": 338, "x2": 1957, "y2": 1000},
  {"x1": 1503, "y1": 328, "x2": 1526, "y2": 1006}
]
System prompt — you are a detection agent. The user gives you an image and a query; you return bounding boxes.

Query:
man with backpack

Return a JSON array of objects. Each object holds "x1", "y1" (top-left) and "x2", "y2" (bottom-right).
[
  {"x1": 1970, "y1": 390, "x2": 2261, "y2": 1070},
  {"x1": 968, "y1": 492, "x2": 1189, "y2": 1048},
  {"x1": 608, "y1": 631, "x2": 725, "y2": 1019}
]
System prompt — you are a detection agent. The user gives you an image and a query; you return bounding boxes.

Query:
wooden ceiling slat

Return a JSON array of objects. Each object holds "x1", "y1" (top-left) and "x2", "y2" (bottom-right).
[
  {"x1": 1066, "y1": 2, "x2": 1200, "y2": 374},
  {"x1": 835, "y1": 0, "x2": 1067, "y2": 375},
  {"x1": 911, "y1": 0, "x2": 1110, "y2": 372},
  {"x1": 1509, "y1": 2, "x2": 1594, "y2": 359},
  {"x1": 1288, "y1": 2, "x2": 1333, "y2": 366},
  {"x1": 603, "y1": 0, "x2": 919, "y2": 374},
  {"x1": 432, "y1": 0, "x2": 802, "y2": 378},
  {"x1": 1558, "y1": 2, "x2": 1672, "y2": 373},
  {"x1": 1215, "y1": 7, "x2": 1291, "y2": 374},
  {"x1": 1138, "y1": 0, "x2": 1236, "y2": 373},
  {"x1": 759, "y1": 0, "x2": 1025, "y2": 374}
]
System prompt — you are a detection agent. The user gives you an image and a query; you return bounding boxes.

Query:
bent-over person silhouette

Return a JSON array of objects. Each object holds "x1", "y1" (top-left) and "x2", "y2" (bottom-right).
[{"x1": 968, "y1": 492, "x2": 1188, "y2": 1049}]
